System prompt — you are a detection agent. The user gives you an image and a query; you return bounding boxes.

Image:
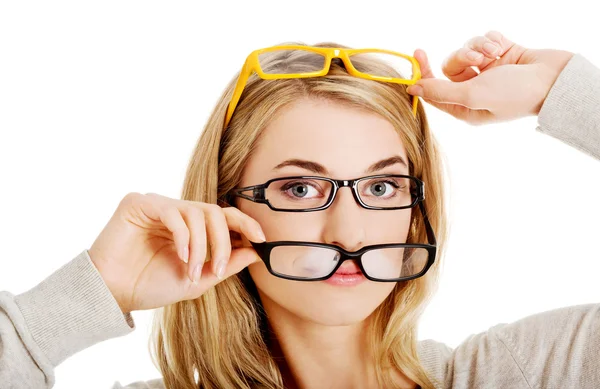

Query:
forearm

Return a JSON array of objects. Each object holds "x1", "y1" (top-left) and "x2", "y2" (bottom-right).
[
  {"x1": 536, "y1": 53, "x2": 600, "y2": 161},
  {"x1": 0, "y1": 249, "x2": 135, "y2": 388}
]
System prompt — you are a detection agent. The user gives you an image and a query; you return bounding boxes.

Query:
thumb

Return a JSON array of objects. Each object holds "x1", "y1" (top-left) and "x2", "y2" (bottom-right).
[
  {"x1": 407, "y1": 78, "x2": 473, "y2": 107},
  {"x1": 185, "y1": 247, "x2": 260, "y2": 299},
  {"x1": 211, "y1": 247, "x2": 260, "y2": 281}
]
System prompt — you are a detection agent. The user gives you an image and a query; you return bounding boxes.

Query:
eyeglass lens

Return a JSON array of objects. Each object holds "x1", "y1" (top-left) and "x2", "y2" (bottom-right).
[
  {"x1": 264, "y1": 176, "x2": 416, "y2": 210},
  {"x1": 257, "y1": 49, "x2": 413, "y2": 80},
  {"x1": 269, "y1": 245, "x2": 429, "y2": 280}
]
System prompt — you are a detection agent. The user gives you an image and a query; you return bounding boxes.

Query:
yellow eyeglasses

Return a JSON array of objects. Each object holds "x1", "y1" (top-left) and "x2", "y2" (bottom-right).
[{"x1": 224, "y1": 45, "x2": 422, "y2": 128}]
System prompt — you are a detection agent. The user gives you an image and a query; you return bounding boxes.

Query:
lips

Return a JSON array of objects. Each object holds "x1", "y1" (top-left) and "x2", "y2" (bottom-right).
[{"x1": 334, "y1": 261, "x2": 361, "y2": 275}]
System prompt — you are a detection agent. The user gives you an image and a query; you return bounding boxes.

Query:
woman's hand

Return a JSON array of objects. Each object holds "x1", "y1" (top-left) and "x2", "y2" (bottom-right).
[
  {"x1": 88, "y1": 192, "x2": 265, "y2": 314},
  {"x1": 407, "y1": 30, "x2": 574, "y2": 125}
]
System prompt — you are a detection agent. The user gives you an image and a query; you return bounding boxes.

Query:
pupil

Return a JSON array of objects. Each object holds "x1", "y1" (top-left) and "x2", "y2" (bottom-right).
[
  {"x1": 371, "y1": 183, "x2": 385, "y2": 196},
  {"x1": 292, "y1": 185, "x2": 307, "y2": 197}
]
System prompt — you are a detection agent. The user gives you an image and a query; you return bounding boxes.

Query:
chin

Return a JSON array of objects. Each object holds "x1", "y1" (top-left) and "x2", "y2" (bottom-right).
[{"x1": 297, "y1": 284, "x2": 395, "y2": 325}]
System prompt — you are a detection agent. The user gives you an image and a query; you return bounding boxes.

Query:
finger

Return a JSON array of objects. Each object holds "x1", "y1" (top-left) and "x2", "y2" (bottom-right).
[
  {"x1": 413, "y1": 48, "x2": 435, "y2": 79},
  {"x1": 149, "y1": 201, "x2": 191, "y2": 265},
  {"x1": 469, "y1": 31, "x2": 517, "y2": 71},
  {"x1": 409, "y1": 77, "x2": 474, "y2": 107},
  {"x1": 441, "y1": 47, "x2": 482, "y2": 82},
  {"x1": 419, "y1": 96, "x2": 495, "y2": 125},
  {"x1": 465, "y1": 35, "x2": 503, "y2": 60},
  {"x1": 221, "y1": 206, "x2": 266, "y2": 243},
  {"x1": 184, "y1": 247, "x2": 261, "y2": 299},
  {"x1": 180, "y1": 205, "x2": 208, "y2": 284},
  {"x1": 408, "y1": 49, "x2": 474, "y2": 116},
  {"x1": 202, "y1": 204, "x2": 232, "y2": 279}
]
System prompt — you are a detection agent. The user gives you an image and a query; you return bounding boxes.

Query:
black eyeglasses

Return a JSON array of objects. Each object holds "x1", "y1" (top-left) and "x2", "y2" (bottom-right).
[
  {"x1": 229, "y1": 174, "x2": 423, "y2": 212},
  {"x1": 228, "y1": 174, "x2": 437, "y2": 282}
]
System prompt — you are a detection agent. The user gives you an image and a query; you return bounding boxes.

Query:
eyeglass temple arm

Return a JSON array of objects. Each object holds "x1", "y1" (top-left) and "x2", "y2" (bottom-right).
[
  {"x1": 230, "y1": 186, "x2": 266, "y2": 202},
  {"x1": 418, "y1": 200, "x2": 436, "y2": 246},
  {"x1": 412, "y1": 95, "x2": 419, "y2": 117},
  {"x1": 411, "y1": 58, "x2": 421, "y2": 118},
  {"x1": 225, "y1": 58, "x2": 254, "y2": 127}
]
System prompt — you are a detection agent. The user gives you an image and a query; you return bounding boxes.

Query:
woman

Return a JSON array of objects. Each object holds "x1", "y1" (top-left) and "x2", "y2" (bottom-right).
[{"x1": 1, "y1": 31, "x2": 598, "y2": 388}]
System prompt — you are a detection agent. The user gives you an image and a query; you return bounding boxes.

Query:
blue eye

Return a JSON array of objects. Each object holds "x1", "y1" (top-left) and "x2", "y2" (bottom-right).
[
  {"x1": 367, "y1": 180, "x2": 400, "y2": 197},
  {"x1": 281, "y1": 181, "x2": 321, "y2": 199}
]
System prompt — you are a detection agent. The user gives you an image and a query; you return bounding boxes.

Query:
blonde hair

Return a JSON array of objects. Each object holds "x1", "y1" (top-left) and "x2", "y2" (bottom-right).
[{"x1": 149, "y1": 42, "x2": 450, "y2": 389}]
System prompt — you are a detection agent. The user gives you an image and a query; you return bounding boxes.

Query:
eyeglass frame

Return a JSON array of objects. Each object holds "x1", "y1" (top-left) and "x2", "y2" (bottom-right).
[
  {"x1": 250, "y1": 240, "x2": 435, "y2": 282},
  {"x1": 227, "y1": 174, "x2": 437, "y2": 282},
  {"x1": 224, "y1": 45, "x2": 422, "y2": 128},
  {"x1": 229, "y1": 174, "x2": 424, "y2": 212}
]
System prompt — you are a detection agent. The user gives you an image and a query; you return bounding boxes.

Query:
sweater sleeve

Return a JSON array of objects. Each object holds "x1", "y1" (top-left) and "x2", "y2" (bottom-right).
[
  {"x1": 493, "y1": 303, "x2": 600, "y2": 388},
  {"x1": 536, "y1": 53, "x2": 600, "y2": 161},
  {"x1": 0, "y1": 249, "x2": 136, "y2": 388},
  {"x1": 429, "y1": 304, "x2": 600, "y2": 388}
]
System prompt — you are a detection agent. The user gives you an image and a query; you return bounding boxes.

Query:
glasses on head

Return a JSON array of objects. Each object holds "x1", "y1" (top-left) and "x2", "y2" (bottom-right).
[
  {"x1": 228, "y1": 174, "x2": 437, "y2": 282},
  {"x1": 224, "y1": 45, "x2": 422, "y2": 128}
]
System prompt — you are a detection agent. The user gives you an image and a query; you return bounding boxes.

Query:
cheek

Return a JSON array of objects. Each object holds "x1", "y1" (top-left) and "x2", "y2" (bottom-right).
[
  {"x1": 365, "y1": 209, "x2": 412, "y2": 242},
  {"x1": 239, "y1": 202, "x2": 326, "y2": 242}
]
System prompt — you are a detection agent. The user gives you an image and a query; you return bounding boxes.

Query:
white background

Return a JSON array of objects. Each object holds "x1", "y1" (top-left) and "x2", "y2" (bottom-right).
[{"x1": 1, "y1": 1, "x2": 599, "y2": 388}]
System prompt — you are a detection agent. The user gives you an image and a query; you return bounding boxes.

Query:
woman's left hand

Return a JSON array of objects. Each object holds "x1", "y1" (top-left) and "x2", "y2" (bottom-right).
[{"x1": 407, "y1": 30, "x2": 574, "y2": 125}]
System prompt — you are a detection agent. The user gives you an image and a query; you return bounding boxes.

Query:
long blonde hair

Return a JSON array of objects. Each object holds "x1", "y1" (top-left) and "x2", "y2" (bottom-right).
[{"x1": 149, "y1": 43, "x2": 450, "y2": 389}]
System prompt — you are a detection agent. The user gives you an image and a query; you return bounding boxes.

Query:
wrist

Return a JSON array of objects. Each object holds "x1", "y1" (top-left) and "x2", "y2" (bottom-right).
[{"x1": 536, "y1": 50, "x2": 575, "y2": 115}]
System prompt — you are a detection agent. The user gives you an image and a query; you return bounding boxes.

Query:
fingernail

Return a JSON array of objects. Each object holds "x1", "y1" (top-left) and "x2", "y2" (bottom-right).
[
  {"x1": 483, "y1": 42, "x2": 499, "y2": 55},
  {"x1": 407, "y1": 85, "x2": 423, "y2": 97},
  {"x1": 216, "y1": 261, "x2": 227, "y2": 279},
  {"x1": 181, "y1": 246, "x2": 189, "y2": 263},
  {"x1": 257, "y1": 230, "x2": 266, "y2": 242},
  {"x1": 466, "y1": 50, "x2": 483, "y2": 61},
  {"x1": 191, "y1": 264, "x2": 201, "y2": 283}
]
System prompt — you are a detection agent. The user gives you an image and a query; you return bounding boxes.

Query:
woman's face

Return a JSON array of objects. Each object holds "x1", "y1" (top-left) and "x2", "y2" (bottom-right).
[{"x1": 238, "y1": 98, "x2": 412, "y2": 326}]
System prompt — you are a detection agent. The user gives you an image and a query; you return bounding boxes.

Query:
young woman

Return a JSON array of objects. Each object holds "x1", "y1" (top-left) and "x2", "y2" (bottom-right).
[{"x1": 1, "y1": 31, "x2": 598, "y2": 389}]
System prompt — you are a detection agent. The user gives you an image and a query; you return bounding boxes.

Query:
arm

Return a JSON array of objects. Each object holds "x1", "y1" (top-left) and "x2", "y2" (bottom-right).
[
  {"x1": 493, "y1": 303, "x2": 600, "y2": 387},
  {"x1": 536, "y1": 53, "x2": 600, "y2": 161},
  {"x1": 422, "y1": 304, "x2": 600, "y2": 388},
  {"x1": 408, "y1": 30, "x2": 600, "y2": 155},
  {"x1": 0, "y1": 249, "x2": 136, "y2": 388}
]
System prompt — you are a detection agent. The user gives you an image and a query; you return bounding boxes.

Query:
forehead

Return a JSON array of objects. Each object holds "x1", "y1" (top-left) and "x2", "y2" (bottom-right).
[{"x1": 243, "y1": 98, "x2": 409, "y2": 182}]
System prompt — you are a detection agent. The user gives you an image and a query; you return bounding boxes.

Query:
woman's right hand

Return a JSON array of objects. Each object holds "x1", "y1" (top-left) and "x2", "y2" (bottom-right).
[{"x1": 87, "y1": 192, "x2": 266, "y2": 314}]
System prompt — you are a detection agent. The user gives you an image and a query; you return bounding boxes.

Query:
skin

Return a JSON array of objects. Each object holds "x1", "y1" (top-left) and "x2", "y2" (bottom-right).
[
  {"x1": 236, "y1": 98, "x2": 415, "y2": 388},
  {"x1": 88, "y1": 30, "x2": 574, "y2": 389},
  {"x1": 230, "y1": 31, "x2": 574, "y2": 389},
  {"x1": 407, "y1": 30, "x2": 573, "y2": 124}
]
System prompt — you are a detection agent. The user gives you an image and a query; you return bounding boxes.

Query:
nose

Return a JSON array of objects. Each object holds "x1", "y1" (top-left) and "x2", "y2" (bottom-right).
[{"x1": 321, "y1": 185, "x2": 366, "y2": 252}]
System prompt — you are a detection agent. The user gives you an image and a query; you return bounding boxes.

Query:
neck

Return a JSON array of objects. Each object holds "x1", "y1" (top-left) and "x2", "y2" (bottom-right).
[{"x1": 260, "y1": 295, "x2": 417, "y2": 389}]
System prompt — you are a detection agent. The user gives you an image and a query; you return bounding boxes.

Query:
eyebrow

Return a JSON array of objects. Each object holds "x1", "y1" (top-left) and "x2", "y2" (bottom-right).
[{"x1": 272, "y1": 156, "x2": 408, "y2": 175}]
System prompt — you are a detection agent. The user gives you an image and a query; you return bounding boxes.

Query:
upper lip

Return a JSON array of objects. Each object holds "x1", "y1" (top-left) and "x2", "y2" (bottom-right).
[{"x1": 335, "y1": 261, "x2": 362, "y2": 275}]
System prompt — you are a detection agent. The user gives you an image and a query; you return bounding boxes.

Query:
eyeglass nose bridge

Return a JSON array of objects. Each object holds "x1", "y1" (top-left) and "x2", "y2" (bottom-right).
[{"x1": 328, "y1": 178, "x2": 363, "y2": 208}]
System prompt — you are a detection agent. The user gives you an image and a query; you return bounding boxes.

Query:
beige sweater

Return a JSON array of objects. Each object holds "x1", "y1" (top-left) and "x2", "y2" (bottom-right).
[{"x1": 0, "y1": 53, "x2": 599, "y2": 389}]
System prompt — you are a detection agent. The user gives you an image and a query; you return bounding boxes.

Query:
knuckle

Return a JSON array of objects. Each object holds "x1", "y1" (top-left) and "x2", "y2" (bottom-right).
[
  {"x1": 186, "y1": 204, "x2": 205, "y2": 222},
  {"x1": 119, "y1": 192, "x2": 143, "y2": 208},
  {"x1": 457, "y1": 47, "x2": 471, "y2": 56},
  {"x1": 469, "y1": 36, "x2": 495, "y2": 52},
  {"x1": 484, "y1": 30, "x2": 503, "y2": 41},
  {"x1": 465, "y1": 36, "x2": 483, "y2": 49},
  {"x1": 122, "y1": 191, "x2": 142, "y2": 203},
  {"x1": 143, "y1": 192, "x2": 168, "y2": 204},
  {"x1": 204, "y1": 203, "x2": 223, "y2": 216}
]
